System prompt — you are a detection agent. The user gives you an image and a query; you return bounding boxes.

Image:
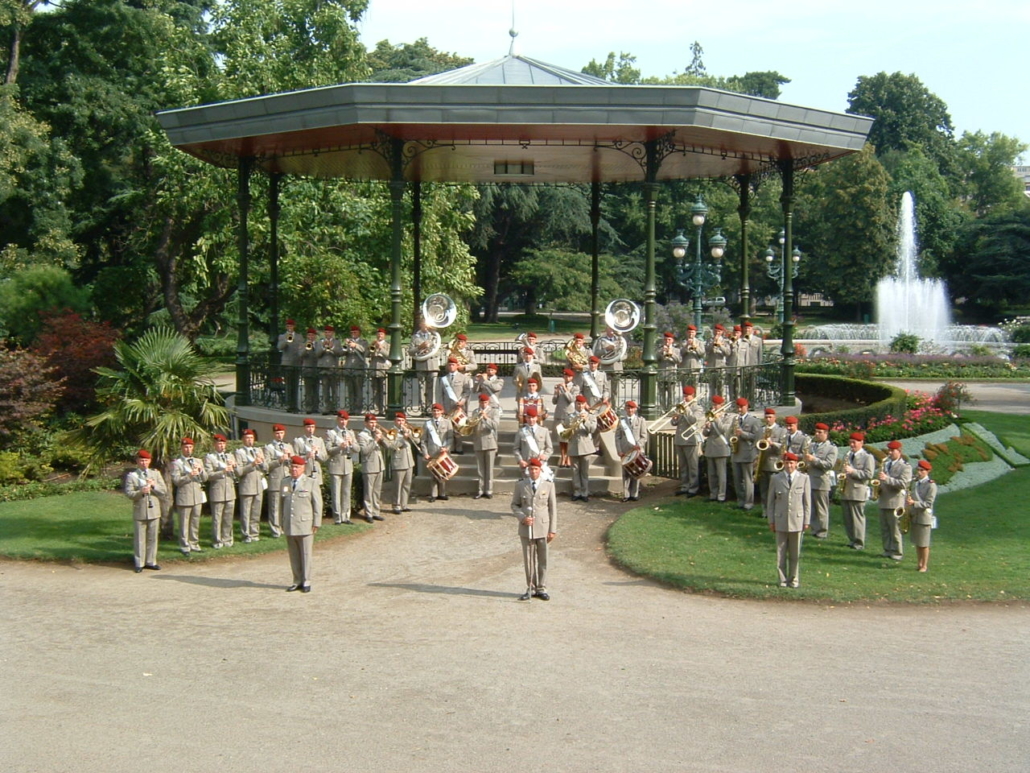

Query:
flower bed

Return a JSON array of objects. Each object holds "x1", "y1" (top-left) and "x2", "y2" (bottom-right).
[
  {"x1": 797, "y1": 353, "x2": 1030, "y2": 380},
  {"x1": 820, "y1": 390, "x2": 953, "y2": 445}
]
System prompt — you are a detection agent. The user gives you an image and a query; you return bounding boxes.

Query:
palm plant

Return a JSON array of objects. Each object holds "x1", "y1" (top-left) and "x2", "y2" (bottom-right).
[{"x1": 68, "y1": 327, "x2": 229, "y2": 472}]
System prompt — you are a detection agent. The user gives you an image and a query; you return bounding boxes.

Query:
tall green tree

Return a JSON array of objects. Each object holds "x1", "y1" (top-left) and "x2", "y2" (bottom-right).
[
  {"x1": 366, "y1": 37, "x2": 472, "y2": 82},
  {"x1": 954, "y1": 130, "x2": 1028, "y2": 217},
  {"x1": 940, "y1": 208, "x2": 1030, "y2": 315}
]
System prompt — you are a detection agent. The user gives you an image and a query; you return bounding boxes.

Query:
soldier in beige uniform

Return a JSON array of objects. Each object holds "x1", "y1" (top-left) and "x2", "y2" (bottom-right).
[
  {"x1": 292, "y1": 418, "x2": 328, "y2": 518},
  {"x1": 342, "y1": 325, "x2": 368, "y2": 414},
  {"x1": 439, "y1": 356, "x2": 471, "y2": 454},
  {"x1": 907, "y1": 460, "x2": 938, "y2": 572},
  {"x1": 513, "y1": 347, "x2": 543, "y2": 403},
  {"x1": 729, "y1": 397, "x2": 763, "y2": 511},
  {"x1": 566, "y1": 395, "x2": 598, "y2": 502},
  {"x1": 234, "y1": 428, "x2": 268, "y2": 543},
  {"x1": 656, "y1": 331, "x2": 682, "y2": 411},
  {"x1": 841, "y1": 432, "x2": 876, "y2": 550},
  {"x1": 277, "y1": 319, "x2": 302, "y2": 410},
  {"x1": 470, "y1": 394, "x2": 500, "y2": 500},
  {"x1": 326, "y1": 410, "x2": 357, "y2": 524},
  {"x1": 679, "y1": 324, "x2": 705, "y2": 394},
  {"x1": 803, "y1": 422, "x2": 838, "y2": 539},
  {"x1": 421, "y1": 403, "x2": 454, "y2": 502},
  {"x1": 317, "y1": 325, "x2": 344, "y2": 413},
  {"x1": 877, "y1": 440, "x2": 912, "y2": 561},
  {"x1": 616, "y1": 400, "x2": 649, "y2": 502},
  {"x1": 551, "y1": 368, "x2": 579, "y2": 468},
  {"x1": 263, "y1": 424, "x2": 294, "y2": 538},
  {"x1": 124, "y1": 449, "x2": 166, "y2": 572},
  {"x1": 171, "y1": 437, "x2": 208, "y2": 556},
  {"x1": 388, "y1": 412, "x2": 416, "y2": 514},
  {"x1": 765, "y1": 452, "x2": 811, "y2": 588},
  {"x1": 358, "y1": 413, "x2": 387, "y2": 522},
  {"x1": 204, "y1": 433, "x2": 238, "y2": 549},
  {"x1": 672, "y1": 385, "x2": 705, "y2": 496},
  {"x1": 510, "y1": 458, "x2": 558, "y2": 601},
  {"x1": 513, "y1": 406, "x2": 553, "y2": 479},
  {"x1": 368, "y1": 328, "x2": 390, "y2": 415},
  {"x1": 755, "y1": 408, "x2": 788, "y2": 510},
  {"x1": 702, "y1": 395, "x2": 732, "y2": 502},
  {"x1": 408, "y1": 317, "x2": 440, "y2": 412},
  {"x1": 280, "y1": 455, "x2": 321, "y2": 592},
  {"x1": 472, "y1": 362, "x2": 504, "y2": 411}
]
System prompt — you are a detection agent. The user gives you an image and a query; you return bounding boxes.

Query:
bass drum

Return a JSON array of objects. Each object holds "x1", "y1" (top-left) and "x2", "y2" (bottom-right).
[
  {"x1": 595, "y1": 404, "x2": 618, "y2": 433},
  {"x1": 427, "y1": 451, "x2": 459, "y2": 482},
  {"x1": 621, "y1": 448, "x2": 653, "y2": 480}
]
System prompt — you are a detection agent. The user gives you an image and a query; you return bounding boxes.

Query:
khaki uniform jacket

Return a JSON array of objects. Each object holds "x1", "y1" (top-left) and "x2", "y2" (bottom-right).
[
  {"x1": 124, "y1": 468, "x2": 167, "y2": 520},
  {"x1": 204, "y1": 452, "x2": 238, "y2": 502},
  {"x1": 171, "y1": 455, "x2": 208, "y2": 506},
  {"x1": 706, "y1": 337, "x2": 731, "y2": 367},
  {"x1": 439, "y1": 370, "x2": 471, "y2": 412},
  {"x1": 592, "y1": 334, "x2": 625, "y2": 371},
  {"x1": 805, "y1": 439, "x2": 838, "y2": 491},
  {"x1": 878, "y1": 457, "x2": 913, "y2": 509},
  {"x1": 473, "y1": 374, "x2": 504, "y2": 407},
  {"x1": 702, "y1": 414, "x2": 733, "y2": 458},
  {"x1": 317, "y1": 337, "x2": 344, "y2": 368},
  {"x1": 672, "y1": 401, "x2": 706, "y2": 446},
  {"x1": 551, "y1": 381, "x2": 580, "y2": 424},
  {"x1": 514, "y1": 424, "x2": 553, "y2": 465},
  {"x1": 729, "y1": 412, "x2": 763, "y2": 464},
  {"x1": 280, "y1": 475, "x2": 322, "y2": 536},
  {"x1": 616, "y1": 414, "x2": 649, "y2": 457},
  {"x1": 421, "y1": 417, "x2": 454, "y2": 458},
  {"x1": 575, "y1": 368, "x2": 609, "y2": 404},
  {"x1": 264, "y1": 440, "x2": 295, "y2": 487},
  {"x1": 326, "y1": 427, "x2": 357, "y2": 475},
  {"x1": 766, "y1": 470, "x2": 811, "y2": 532},
  {"x1": 234, "y1": 446, "x2": 268, "y2": 496},
  {"x1": 408, "y1": 330, "x2": 440, "y2": 371},
  {"x1": 292, "y1": 435, "x2": 328, "y2": 479},
  {"x1": 471, "y1": 407, "x2": 500, "y2": 452},
  {"x1": 513, "y1": 361, "x2": 543, "y2": 399},
  {"x1": 357, "y1": 429, "x2": 386, "y2": 473},
  {"x1": 566, "y1": 409, "x2": 598, "y2": 457},
  {"x1": 656, "y1": 341, "x2": 682, "y2": 371},
  {"x1": 387, "y1": 431, "x2": 416, "y2": 470},
  {"x1": 277, "y1": 332, "x2": 302, "y2": 367},
  {"x1": 910, "y1": 477, "x2": 937, "y2": 525},
  {"x1": 758, "y1": 424, "x2": 788, "y2": 473},
  {"x1": 341, "y1": 336, "x2": 368, "y2": 371},
  {"x1": 369, "y1": 337, "x2": 391, "y2": 375},
  {"x1": 841, "y1": 448, "x2": 876, "y2": 501},
  {"x1": 511, "y1": 477, "x2": 558, "y2": 539},
  {"x1": 680, "y1": 337, "x2": 705, "y2": 371}
]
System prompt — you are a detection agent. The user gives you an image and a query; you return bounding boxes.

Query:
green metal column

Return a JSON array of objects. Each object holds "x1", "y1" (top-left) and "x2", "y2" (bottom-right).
[
  {"x1": 639, "y1": 178, "x2": 658, "y2": 418},
  {"x1": 735, "y1": 174, "x2": 752, "y2": 325},
  {"x1": 589, "y1": 181, "x2": 601, "y2": 339},
  {"x1": 235, "y1": 157, "x2": 253, "y2": 407},
  {"x1": 387, "y1": 139, "x2": 406, "y2": 415},
  {"x1": 412, "y1": 180, "x2": 423, "y2": 332},
  {"x1": 779, "y1": 160, "x2": 796, "y2": 406},
  {"x1": 268, "y1": 172, "x2": 282, "y2": 361}
]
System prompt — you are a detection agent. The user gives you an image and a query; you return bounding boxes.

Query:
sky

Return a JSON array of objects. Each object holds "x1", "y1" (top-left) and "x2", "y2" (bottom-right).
[{"x1": 357, "y1": 0, "x2": 1027, "y2": 150}]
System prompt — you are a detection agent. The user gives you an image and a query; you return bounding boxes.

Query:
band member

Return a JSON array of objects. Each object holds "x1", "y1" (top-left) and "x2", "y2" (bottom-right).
[
  {"x1": 358, "y1": 413, "x2": 387, "y2": 522},
  {"x1": 680, "y1": 324, "x2": 705, "y2": 391},
  {"x1": 280, "y1": 455, "x2": 321, "y2": 593},
  {"x1": 706, "y1": 323, "x2": 731, "y2": 397},
  {"x1": 567, "y1": 395, "x2": 598, "y2": 502},
  {"x1": 575, "y1": 355, "x2": 609, "y2": 405},
  {"x1": 803, "y1": 422, "x2": 838, "y2": 539},
  {"x1": 408, "y1": 316, "x2": 440, "y2": 412},
  {"x1": 877, "y1": 440, "x2": 913, "y2": 561},
  {"x1": 592, "y1": 325, "x2": 626, "y2": 372},
  {"x1": 264, "y1": 424, "x2": 294, "y2": 538},
  {"x1": 293, "y1": 418, "x2": 328, "y2": 518},
  {"x1": 514, "y1": 406, "x2": 552, "y2": 478},
  {"x1": 510, "y1": 458, "x2": 557, "y2": 601},
  {"x1": 471, "y1": 393, "x2": 500, "y2": 500},
  {"x1": 672, "y1": 385, "x2": 705, "y2": 496},
  {"x1": 452, "y1": 332, "x2": 478, "y2": 375},
  {"x1": 702, "y1": 396, "x2": 732, "y2": 502},
  {"x1": 234, "y1": 428, "x2": 267, "y2": 543},
  {"x1": 439, "y1": 356, "x2": 471, "y2": 454},
  {"x1": 472, "y1": 362, "x2": 504, "y2": 411},
  {"x1": 204, "y1": 433, "x2": 238, "y2": 549},
  {"x1": 616, "y1": 400, "x2": 649, "y2": 502},
  {"x1": 124, "y1": 449, "x2": 166, "y2": 572},
  {"x1": 730, "y1": 397, "x2": 762, "y2": 511},
  {"x1": 782, "y1": 415, "x2": 807, "y2": 457},
  {"x1": 726, "y1": 325, "x2": 744, "y2": 399},
  {"x1": 513, "y1": 347, "x2": 542, "y2": 402},
  {"x1": 517, "y1": 377, "x2": 546, "y2": 425},
  {"x1": 342, "y1": 325, "x2": 368, "y2": 414},
  {"x1": 388, "y1": 412, "x2": 416, "y2": 515},
  {"x1": 756, "y1": 408, "x2": 787, "y2": 509},
  {"x1": 656, "y1": 331, "x2": 682, "y2": 411},
  {"x1": 316, "y1": 325, "x2": 343, "y2": 413},
  {"x1": 741, "y1": 320, "x2": 763, "y2": 366},
  {"x1": 369, "y1": 328, "x2": 390, "y2": 415},
  {"x1": 766, "y1": 451, "x2": 811, "y2": 588},
  {"x1": 524, "y1": 331, "x2": 539, "y2": 350},
  {"x1": 841, "y1": 432, "x2": 876, "y2": 550},
  {"x1": 421, "y1": 403, "x2": 453, "y2": 502},
  {"x1": 326, "y1": 410, "x2": 357, "y2": 524},
  {"x1": 907, "y1": 460, "x2": 938, "y2": 572},
  {"x1": 171, "y1": 437, "x2": 208, "y2": 556},
  {"x1": 277, "y1": 318, "x2": 302, "y2": 410},
  {"x1": 551, "y1": 368, "x2": 579, "y2": 467},
  {"x1": 566, "y1": 332, "x2": 590, "y2": 372},
  {"x1": 300, "y1": 327, "x2": 320, "y2": 413}
]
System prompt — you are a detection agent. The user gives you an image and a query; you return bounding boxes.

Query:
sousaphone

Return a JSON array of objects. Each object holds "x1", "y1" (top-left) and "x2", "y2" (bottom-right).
[
  {"x1": 599, "y1": 298, "x2": 641, "y2": 366},
  {"x1": 414, "y1": 293, "x2": 456, "y2": 362}
]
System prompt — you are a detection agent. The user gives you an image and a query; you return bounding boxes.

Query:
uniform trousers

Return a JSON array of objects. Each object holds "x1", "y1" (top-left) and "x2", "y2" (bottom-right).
[
  {"x1": 343, "y1": 370, "x2": 363, "y2": 413},
  {"x1": 775, "y1": 530, "x2": 803, "y2": 586},
  {"x1": 706, "y1": 457, "x2": 729, "y2": 501},
  {"x1": 363, "y1": 470, "x2": 383, "y2": 518},
  {"x1": 177, "y1": 504, "x2": 203, "y2": 552},
  {"x1": 210, "y1": 500, "x2": 236, "y2": 547},
  {"x1": 286, "y1": 534, "x2": 313, "y2": 587},
  {"x1": 676, "y1": 444, "x2": 700, "y2": 494},
  {"x1": 842, "y1": 499, "x2": 867, "y2": 548},
  {"x1": 319, "y1": 368, "x2": 339, "y2": 412},
  {"x1": 266, "y1": 479, "x2": 285, "y2": 537},
  {"x1": 570, "y1": 455, "x2": 591, "y2": 498},
  {"x1": 134, "y1": 517, "x2": 159, "y2": 568},
  {"x1": 428, "y1": 472, "x2": 448, "y2": 499},
  {"x1": 328, "y1": 473, "x2": 353, "y2": 522},
  {"x1": 622, "y1": 469, "x2": 641, "y2": 499},
  {"x1": 475, "y1": 449, "x2": 496, "y2": 496},
  {"x1": 879, "y1": 507, "x2": 904, "y2": 558},
  {"x1": 732, "y1": 461, "x2": 755, "y2": 509},
  {"x1": 239, "y1": 493, "x2": 264, "y2": 540},
  {"x1": 520, "y1": 535, "x2": 549, "y2": 592},
  {"x1": 810, "y1": 489, "x2": 831, "y2": 537},
  {"x1": 372, "y1": 376, "x2": 387, "y2": 414},
  {"x1": 393, "y1": 468, "x2": 412, "y2": 512}
]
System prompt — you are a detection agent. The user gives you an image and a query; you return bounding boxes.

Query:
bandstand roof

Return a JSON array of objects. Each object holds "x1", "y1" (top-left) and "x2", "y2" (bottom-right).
[{"x1": 156, "y1": 52, "x2": 872, "y2": 183}]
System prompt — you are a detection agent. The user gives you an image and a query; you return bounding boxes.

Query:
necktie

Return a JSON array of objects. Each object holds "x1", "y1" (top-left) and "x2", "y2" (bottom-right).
[
  {"x1": 788, "y1": 474, "x2": 793, "y2": 487},
  {"x1": 292, "y1": 479, "x2": 298, "y2": 491}
]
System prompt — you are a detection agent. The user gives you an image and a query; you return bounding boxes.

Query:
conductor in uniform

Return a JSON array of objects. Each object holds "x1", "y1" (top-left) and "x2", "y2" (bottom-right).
[
  {"x1": 765, "y1": 451, "x2": 811, "y2": 588},
  {"x1": 510, "y1": 458, "x2": 558, "y2": 601},
  {"x1": 280, "y1": 455, "x2": 321, "y2": 593}
]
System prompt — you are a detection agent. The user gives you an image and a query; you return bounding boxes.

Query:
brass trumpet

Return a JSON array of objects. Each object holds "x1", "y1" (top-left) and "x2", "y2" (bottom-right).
[
  {"x1": 286, "y1": 332, "x2": 295, "y2": 344},
  {"x1": 559, "y1": 411, "x2": 590, "y2": 441}
]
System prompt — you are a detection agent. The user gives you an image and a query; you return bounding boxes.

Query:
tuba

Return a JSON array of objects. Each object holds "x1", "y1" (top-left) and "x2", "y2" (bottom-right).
[
  {"x1": 598, "y1": 299, "x2": 640, "y2": 366},
  {"x1": 412, "y1": 293, "x2": 455, "y2": 363}
]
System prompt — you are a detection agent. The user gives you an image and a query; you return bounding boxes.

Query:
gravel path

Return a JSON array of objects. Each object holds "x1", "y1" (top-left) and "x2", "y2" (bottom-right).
[{"x1": 2, "y1": 481, "x2": 1027, "y2": 773}]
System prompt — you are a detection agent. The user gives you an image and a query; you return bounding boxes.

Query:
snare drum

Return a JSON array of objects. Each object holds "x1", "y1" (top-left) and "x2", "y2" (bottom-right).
[
  {"x1": 427, "y1": 451, "x2": 459, "y2": 482},
  {"x1": 621, "y1": 448, "x2": 653, "y2": 480},
  {"x1": 595, "y1": 404, "x2": 618, "y2": 433},
  {"x1": 448, "y1": 407, "x2": 467, "y2": 431}
]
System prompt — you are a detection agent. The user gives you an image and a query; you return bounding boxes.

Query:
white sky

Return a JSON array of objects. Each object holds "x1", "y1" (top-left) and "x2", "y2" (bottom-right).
[{"x1": 358, "y1": 0, "x2": 1027, "y2": 149}]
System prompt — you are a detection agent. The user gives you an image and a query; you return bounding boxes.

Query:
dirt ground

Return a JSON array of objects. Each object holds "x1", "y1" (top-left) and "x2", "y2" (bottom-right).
[{"x1": 2, "y1": 475, "x2": 1027, "y2": 773}]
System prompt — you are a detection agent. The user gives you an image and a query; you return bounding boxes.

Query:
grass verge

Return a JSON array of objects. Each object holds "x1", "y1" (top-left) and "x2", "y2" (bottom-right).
[{"x1": 0, "y1": 490, "x2": 371, "y2": 565}]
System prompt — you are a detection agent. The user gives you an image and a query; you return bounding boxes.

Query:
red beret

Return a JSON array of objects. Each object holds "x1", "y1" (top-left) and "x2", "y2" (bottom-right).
[
  {"x1": 814, "y1": 422, "x2": 829, "y2": 431},
  {"x1": 563, "y1": 368, "x2": 575, "y2": 377},
  {"x1": 573, "y1": 333, "x2": 585, "y2": 340},
  {"x1": 337, "y1": 410, "x2": 350, "y2": 419},
  {"x1": 487, "y1": 363, "x2": 498, "y2": 370},
  {"x1": 785, "y1": 416, "x2": 798, "y2": 425},
  {"x1": 528, "y1": 377, "x2": 540, "y2": 386},
  {"x1": 395, "y1": 412, "x2": 406, "y2": 419},
  {"x1": 764, "y1": 407, "x2": 776, "y2": 415},
  {"x1": 456, "y1": 333, "x2": 468, "y2": 341},
  {"x1": 272, "y1": 424, "x2": 286, "y2": 432},
  {"x1": 524, "y1": 406, "x2": 539, "y2": 417},
  {"x1": 213, "y1": 433, "x2": 227, "y2": 442},
  {"x1": 887, "y1": 440, "x2": 902, "y2": 450},
  {"x1": 136, "y1": 449, "x2": 151, "y2": 459},
  {"x1": 377, "y1": 328, "x2": 385, "y2": 333},
  {"x1": 526, "y1": 332, "x2": 537, "y2": 339},
  {"x1": 432, "y1": 403, "x2": 444, "y2": 411},
  {"x1": 303, "y1": 418, "x2": 316, "y2": 426},
  {"x1": 242, "y1": 428, "x2": 256, "y2": 437},
  {"x1": 625, "y1": 400, "x2": 637, "y2": 409},
  {"x1": 918, "y1": 460, "x2": 932, "y2": 471},
  {"x1": 575, "y1": 395, "x2": 588, "y2": 403},
  {"x1": 687, "y1": 325, "x2": 697, "y2": 331},
  {"x1": 736, "y1": 397, "x2": 749, "y2": 406},
  {"x1": 479, "y1": 393, "x2": 491, "y2": 402},
  {"x1": 350, "y1": 325, "x2": 360, "y2": 332},
  {"x1": 714, "y1": 324, "x2": 725, "y2": 331},
  {"x1": 365, "y1": 413, "x2": 377, "y2": 421},
  {"x1": 528, "y1": 458, "x2": 542, "y2": 468},
  {"x1": 447, "y1": 357, "x2": 459, "y2": 364},
  {"x1": 783, "y1": 452, "x2": 798, "y2": 461},
  {"x1": 743, "y1": 320, "x2": 754, "y2": 328},
  {"x1": 589, "y1": 355, "x2": 600, "y2": 364},
  {"x1": 323, "y1": 325, "x2": 334, "y2": 332},
  {"x1": 849, "y1": 432, "x2": 865, "y2": 442},
  {"x1": 733, "y1": 325, "x2": 742, "y2": 332},
  {"x1": 290, "y1": 455, "x2": 306, "y2": 466},
  {"x1": 682, "y1": 385, "x2": 696, "y2": 395},
  {"x1": 181, "y1": 437, "x2": 194, "y2": 444},
  {"x1": 523, "y1": 347, "x2": 535, "y2": 355},
  {"x1": 285, "y1": 319, "x2": 295, "y2": 326},
  {"x1": 711, "y1": 395, "x2": 725, "y2": 405},
  {"x1": 306, "y1": 328, "x2": 317, "y2": 335},
  {"x1": 663, "y1": 331, "x2": 675, "y2": 338}
]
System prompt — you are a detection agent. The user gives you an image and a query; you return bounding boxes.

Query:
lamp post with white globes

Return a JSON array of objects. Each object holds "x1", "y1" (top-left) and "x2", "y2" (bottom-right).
[
  {"x1": 671, "y1": 196, "x2": 728, "y2": 331},
  {"x1": 764, "y1": 229, "x2": 802, "y2": 324}
]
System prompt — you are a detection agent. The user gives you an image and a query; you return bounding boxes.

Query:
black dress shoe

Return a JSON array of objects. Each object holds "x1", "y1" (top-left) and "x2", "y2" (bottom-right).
[
  {"x1": 473, "y1": 493, "x2": 484, "y2": 500},
  {"x1": 427, "y1": 497, "x2": 436, "y2": 502},
  {"x1": 372, "y1": 514, "x2": 385, "y2": 521},
  {"x1": 439, "y1": 495, "x2": 449, "y2": 501},
  {"x1": 621, "y1": 497, "x2": 631, "y2": 503},
  {"x1": 300, "y1": 585, "x2": 311, "y2": 593},
  {"x1": 134, "y1": 566, "x2": 143, "y2": 573},
  {"x1": 342, "y1": 519, "x2": 353, "y2": 524},
  {"x1": 534, "y1": 591, "x2": 550, "y2": 601},
  {"x1": 402, "y1": 508, "x2": 412, "y2": 512},
  {"x1": 518, "y1": 591, "x2": 532, "y2": 601},
  {"x1": 365, "y1": 515, "x2": 374, "y2": 523},
  {"x1": 631, "y1": 496, "x2": 640, "y2": 501},
  {"x1": 581, "y1": 497, "x2": 589, "y2": 503},
  {"x1": 286, "y1": 584, "x2": 301, "y2": 592},
  {"x1": 145, "y1": 564, "x2": 161, "y2": 571},
  {"x1": 484, "y1": 494, "x2": 492, "y2": 499}
]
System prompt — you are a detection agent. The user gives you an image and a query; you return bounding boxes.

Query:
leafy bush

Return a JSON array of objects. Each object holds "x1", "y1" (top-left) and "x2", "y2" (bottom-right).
[
  {"x1": 1013, "y1": 344, "x2": 1030, "y2": 359},
  {"x1": 0, "y1": 345, "x2": 65, "y2": 450},
  {"x1": 794, "y1": 374, "x2": 908, "y2": 436},
  {"x1": 889, "y1": 332, "x2": 920, "y2": 354},
  {"x1": 0, "y1": 265, "x2": 92, "y2": 345},
  {"x1": 799, "y1": 352, "x2": 1030, "y2": 379},
  {"x1": 31, "y1": 310, "x2": 121, "y2": 413},
  {"x1": 0, "y1": 452, "x2": 26, "y2": 485},
  {"x1": 0, "y1": 476, "x2": 121, "y2": 503},
  {"x1": 1010, "y1": 324, "x2": 1030, "y2": 344},
  {"x1": 934, "y1": 381, "x2": 976, "y2": 415}
]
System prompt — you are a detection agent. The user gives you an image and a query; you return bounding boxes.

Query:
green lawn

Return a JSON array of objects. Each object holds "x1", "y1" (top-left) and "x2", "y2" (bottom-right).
[
  {"x1": 0, "y1": 490, "x2": 370, "y2": 565},
  {"x1": 608, "y1": 411, "x2": 1030, "y2": 604}
]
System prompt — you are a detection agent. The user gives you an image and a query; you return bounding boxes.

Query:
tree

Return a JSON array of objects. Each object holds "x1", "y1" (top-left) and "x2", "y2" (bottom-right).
[
  {"x1": 0, "y1": 343, "x2": 63, "y2": 449},
  {"x1": 940, "y1": 208, "x2": 1030, "y2": 315},
  {"x1": 69, "y1": 327, "x2": 229, "y2": 473},
  {"x1": 510, "y1": 249, "x2": 629, "y2": 313},
  {"x1": 847, "y1": 72, "x2": 955, "y2": 177},
  {"x1": 0, "y1": 264, "x2": 91, "y2": 343},
  {"x1": 366, "y1": 37, "x2": 472, "y2": 83},
  {"x1": 582, "y1": 51, "x2": 641, "y2": 84},
  {"x1": 31, "y1": 309, "x2": 121, "y2": 414},
  {"x1": 954, "y1": 130, "x2": 1028, "y2": 217}
]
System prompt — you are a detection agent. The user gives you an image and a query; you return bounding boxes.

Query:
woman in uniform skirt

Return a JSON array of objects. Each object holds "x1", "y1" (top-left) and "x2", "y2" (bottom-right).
[{"x1": 906, "y1": 459, "x2": 938, "y2": 572}]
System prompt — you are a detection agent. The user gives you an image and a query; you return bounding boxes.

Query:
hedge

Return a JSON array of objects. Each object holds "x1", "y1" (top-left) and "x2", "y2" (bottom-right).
[{"x1": 794, "y1": 373, "x2": 908, "y2": 435}]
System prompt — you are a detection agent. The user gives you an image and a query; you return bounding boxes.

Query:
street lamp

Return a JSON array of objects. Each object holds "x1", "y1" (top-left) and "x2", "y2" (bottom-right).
[
  {"x1": 764, "y1": 229, "x2": 801, "y2": 324},
  {"x1": 672, "y1": 196, "x2": 727, "y2": 330}
]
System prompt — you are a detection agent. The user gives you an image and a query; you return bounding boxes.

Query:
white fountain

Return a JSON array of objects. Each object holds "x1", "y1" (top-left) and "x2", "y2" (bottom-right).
[{"x1": 876, "y1": 191, "x2": 951, "y2": 348}]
